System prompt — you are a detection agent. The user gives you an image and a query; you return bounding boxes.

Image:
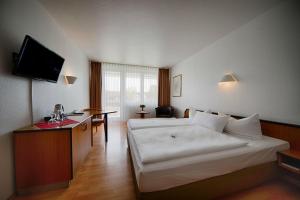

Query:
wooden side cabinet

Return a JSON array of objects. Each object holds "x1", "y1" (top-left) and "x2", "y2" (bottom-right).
[
  {"x1": 72, "y1": 119, "x2": 92, "y2": 177},
  {"x1": 14, "y1": 115, "x2": 92, "y2": 194},
  {"x1": 277, "y1": 150, "x2": 300, "y2": 175}
]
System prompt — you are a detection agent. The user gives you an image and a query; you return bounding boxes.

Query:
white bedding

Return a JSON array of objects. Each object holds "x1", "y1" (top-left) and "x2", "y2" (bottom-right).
[
  {"x1": 131, "y1": 125, "x2": 248, "y2": 164},
  {"x1": 127, "y1": 118, "x2": 192, "y2": 131},
  {"x1": 128, "y1": 127, "x2": 289, "y2": 192}
]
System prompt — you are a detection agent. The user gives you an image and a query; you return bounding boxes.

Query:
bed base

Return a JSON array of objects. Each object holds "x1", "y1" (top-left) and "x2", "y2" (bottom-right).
[{"x1": 127, "y1": 144, "x2": 279, "y2": 200}]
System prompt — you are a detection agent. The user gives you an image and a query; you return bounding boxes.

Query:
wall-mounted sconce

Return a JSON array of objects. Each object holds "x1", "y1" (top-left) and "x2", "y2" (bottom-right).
[
  {"x1": 64, "y1": 75, "x2": 77, "y2": 84},
  {"x1": 218, "y1": 73, "x2": 238, "y2": 90},
  {"x1": 219, "y1": 73, "x2": 238, "y2": 84}
]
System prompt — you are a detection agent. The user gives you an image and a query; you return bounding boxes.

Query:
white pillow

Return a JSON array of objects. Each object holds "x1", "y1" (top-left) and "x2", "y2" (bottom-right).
[
  {"x1": 224, "y1": 114, "x2": 262, "y2": 139},
  {"x1": 189, "y1": 108, "x2": 211, "y2": 116},
  {"x1": 192, "y1": 112, "x2": 229, "y2": 132},
  {"x1": 188, "y1": 108, "x2": 212, "y2": 118}
]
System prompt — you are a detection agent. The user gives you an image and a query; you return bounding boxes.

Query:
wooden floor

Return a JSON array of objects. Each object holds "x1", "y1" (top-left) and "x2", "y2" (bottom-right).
[{"x1": 14, "y1": 122, "x2": 300, "y2": 200}]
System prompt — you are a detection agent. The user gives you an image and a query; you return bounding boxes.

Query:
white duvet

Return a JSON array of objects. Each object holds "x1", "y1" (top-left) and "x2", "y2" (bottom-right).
[
  {"x1": 131, "y1": 125, "x2": 248, "y2": 164},
  {"x1": 127, "y1": 118, "x2": 192, "y2": 130}
]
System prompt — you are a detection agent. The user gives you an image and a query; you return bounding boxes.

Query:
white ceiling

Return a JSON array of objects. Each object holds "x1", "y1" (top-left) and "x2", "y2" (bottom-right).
[{"x1": 39, "y1": 0, "x2": 282, "y2": 67}]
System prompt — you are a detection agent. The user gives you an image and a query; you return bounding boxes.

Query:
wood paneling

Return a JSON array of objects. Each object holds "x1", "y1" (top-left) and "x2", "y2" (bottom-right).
[
  {"x1": 261, "y1": 121, "x2": 300, "y2": 151},
  {"x1": 14, "y1": 130, "x2": 72, "y2": 189}
]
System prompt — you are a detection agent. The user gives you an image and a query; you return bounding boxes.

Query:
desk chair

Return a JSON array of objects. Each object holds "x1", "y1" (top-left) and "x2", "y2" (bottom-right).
[{"x1": 83, "y1": 108, "x2": 104, "y2": 132}]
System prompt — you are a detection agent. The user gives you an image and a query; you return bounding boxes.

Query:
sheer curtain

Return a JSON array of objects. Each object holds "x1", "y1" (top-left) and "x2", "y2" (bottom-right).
[{"x1": 102, "y1": 63, "x2": 158, "y2": 121}]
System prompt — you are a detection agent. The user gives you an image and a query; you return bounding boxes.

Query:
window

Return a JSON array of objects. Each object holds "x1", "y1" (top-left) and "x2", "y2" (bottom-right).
[
  {"x1": 102, "y1": 63, "x2": 158, "y2": 121},
  {"x1": 103, "y1": 71, "x2": 121, "y2": 118},
  {"x1": 144, "y1": 73, "x2": 158, "y2": 106},
  {"x1": 126, "y1": 72, "x2": 141, "y2": 104}
]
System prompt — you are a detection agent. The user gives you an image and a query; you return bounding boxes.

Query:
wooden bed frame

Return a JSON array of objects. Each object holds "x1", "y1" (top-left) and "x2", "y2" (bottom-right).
[{"x1": 128, "y1": 109, "x2": 300, "y2": 200}]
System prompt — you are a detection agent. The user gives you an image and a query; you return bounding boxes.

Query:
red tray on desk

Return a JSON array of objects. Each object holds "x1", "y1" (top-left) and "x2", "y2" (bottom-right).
[{"x1": 35, "y1": 119, "x2": 79, "y2": 129}]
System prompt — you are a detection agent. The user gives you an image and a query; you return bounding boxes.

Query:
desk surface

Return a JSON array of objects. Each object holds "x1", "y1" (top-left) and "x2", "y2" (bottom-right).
[
  {"x1": 14, "y1": 112, "x2": 93, "y2": 133},
  {"x1": 14, "y1": 111, "x2": 118, "y2": 133},
  {"x1": 91, "y1": 110, "x2": 118, "y2": 115}
]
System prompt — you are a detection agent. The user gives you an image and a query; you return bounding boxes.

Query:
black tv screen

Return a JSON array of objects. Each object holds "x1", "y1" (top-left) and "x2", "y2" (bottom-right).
[{"x1": 13, "y1": 35, "x2": 65, "y2": 83}]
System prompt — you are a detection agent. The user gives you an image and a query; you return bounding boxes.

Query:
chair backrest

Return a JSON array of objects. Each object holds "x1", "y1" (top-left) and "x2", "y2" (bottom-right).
[
  {"x1": 156, "y1": 106, "x2": 171, "y2": 113},
  {"x1": 83, "y1": 108, "x2": 102, "y2": 119},
  {"x1": 156, "y1": 106, "x2": 174, "y2": 117}
]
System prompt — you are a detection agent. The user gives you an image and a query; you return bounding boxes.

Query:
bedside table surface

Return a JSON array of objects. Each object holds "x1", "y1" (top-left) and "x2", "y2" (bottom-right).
[
  {"x1": 136, "y1": 111, "x2": 150, "y2": 114},
  {"x1": 278, "y1": 150, "x2": 300, "y2": 160}
]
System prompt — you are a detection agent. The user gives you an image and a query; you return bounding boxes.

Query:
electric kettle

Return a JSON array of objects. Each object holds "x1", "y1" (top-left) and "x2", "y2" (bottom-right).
[{"x1": 54, "y1": 104, "x2": 64, "y2": 120}]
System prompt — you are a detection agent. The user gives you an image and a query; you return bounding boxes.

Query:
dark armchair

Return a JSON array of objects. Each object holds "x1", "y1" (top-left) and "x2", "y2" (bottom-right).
[{"x1": 155, "y1": 106, "x2": 174, "y2": 118}]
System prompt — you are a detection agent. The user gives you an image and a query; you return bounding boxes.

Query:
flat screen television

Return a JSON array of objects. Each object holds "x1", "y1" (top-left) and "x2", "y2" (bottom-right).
[{"x1": 13, "y1": 35, "x2": 65, "y2": 83}]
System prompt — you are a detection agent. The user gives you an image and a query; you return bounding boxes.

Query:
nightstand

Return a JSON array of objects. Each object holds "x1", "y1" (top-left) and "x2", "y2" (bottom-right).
[
  {"x1": 277, "y1": 150, "x2": 300, "y2": 174},
  {"x1": 136, "y1": 111, "x2": 150, "y2": 119}
]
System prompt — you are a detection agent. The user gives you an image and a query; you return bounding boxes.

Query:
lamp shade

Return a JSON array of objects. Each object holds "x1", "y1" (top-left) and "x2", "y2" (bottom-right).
[
  {"x1": 65, "y1": 76, "x2": 77, "y2": 84},
  {"x1": 219, "y1": 74, "x2": 237, "y2": 83}
]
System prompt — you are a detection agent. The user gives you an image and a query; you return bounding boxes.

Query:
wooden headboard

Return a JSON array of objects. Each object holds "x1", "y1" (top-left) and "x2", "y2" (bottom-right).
[{"x1": 184, "y1": 109, "x2": 300, "y2": 151}]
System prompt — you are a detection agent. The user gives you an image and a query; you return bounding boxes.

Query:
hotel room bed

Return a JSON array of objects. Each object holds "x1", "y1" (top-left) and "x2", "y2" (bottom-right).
[
  {"x1": 128, "y1": 125, "x2": 289, "y2": 193},
  {"x1": 127, "y1": 118, "x2": 192, "y2": 131},
  {"x1": 127, "y1": 109, "x2": 300, "y2": 199}
]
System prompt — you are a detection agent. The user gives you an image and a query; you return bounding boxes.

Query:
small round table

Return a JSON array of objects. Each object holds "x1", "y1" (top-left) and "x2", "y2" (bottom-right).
[{"x1": 136, "y1": 111, "x2": 150, "y2": 119}]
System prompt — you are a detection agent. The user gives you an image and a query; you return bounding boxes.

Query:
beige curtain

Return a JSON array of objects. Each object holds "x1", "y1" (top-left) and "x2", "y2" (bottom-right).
[
  {"x1": 90, "y1": 61, "x2": 102, "y2": 110},
  {"x1": 158, "y1": 68, "x2": 170, "y2": 106}
]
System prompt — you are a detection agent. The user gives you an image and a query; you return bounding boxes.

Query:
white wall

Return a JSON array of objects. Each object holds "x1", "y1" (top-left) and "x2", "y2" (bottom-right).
[
  {"x1": 171, "y1": 0, "x2": 300, "y2": 125},
  {"x1": 0, "y1": 0, "x2": 89, "y2": 199}
]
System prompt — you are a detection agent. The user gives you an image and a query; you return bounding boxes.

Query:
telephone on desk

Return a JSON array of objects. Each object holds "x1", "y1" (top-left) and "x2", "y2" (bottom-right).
[{"x1": 67, "y1": 110, "x2": 84, "y2": 116}]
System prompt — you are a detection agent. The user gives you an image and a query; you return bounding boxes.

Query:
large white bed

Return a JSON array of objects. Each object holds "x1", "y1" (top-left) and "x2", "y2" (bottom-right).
[
  {"x1": 127, "y1": 117, "x2": 192, "y2": 131},
  {"x1": 127, "y1": 125, "x2": 289, "y2": 193}
]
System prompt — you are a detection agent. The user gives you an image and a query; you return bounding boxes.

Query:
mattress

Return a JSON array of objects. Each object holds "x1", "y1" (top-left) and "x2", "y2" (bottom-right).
[
  {"x1": 131, "y1": 125, "x2": 248, "y2": 164},
  {"x1": 127, "y1": 118, "x2": 192, "y2": 131},
  {"x1": 128, "y1": 128, "x2": 289, "y2": 192}
]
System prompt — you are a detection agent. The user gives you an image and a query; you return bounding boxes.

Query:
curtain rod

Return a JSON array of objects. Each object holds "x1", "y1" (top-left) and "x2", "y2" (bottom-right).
[{"x1": 89, "y1": 60, "x2": 169, "y2": 69}]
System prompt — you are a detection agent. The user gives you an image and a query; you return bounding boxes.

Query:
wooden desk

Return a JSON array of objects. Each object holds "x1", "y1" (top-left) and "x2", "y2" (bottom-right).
[
  {"x1": 136, "y1": 111, "x2": 150, "y2": 119},
  {"x1": 14, "y1": 113, "x2": 93, "y2": 194}
]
